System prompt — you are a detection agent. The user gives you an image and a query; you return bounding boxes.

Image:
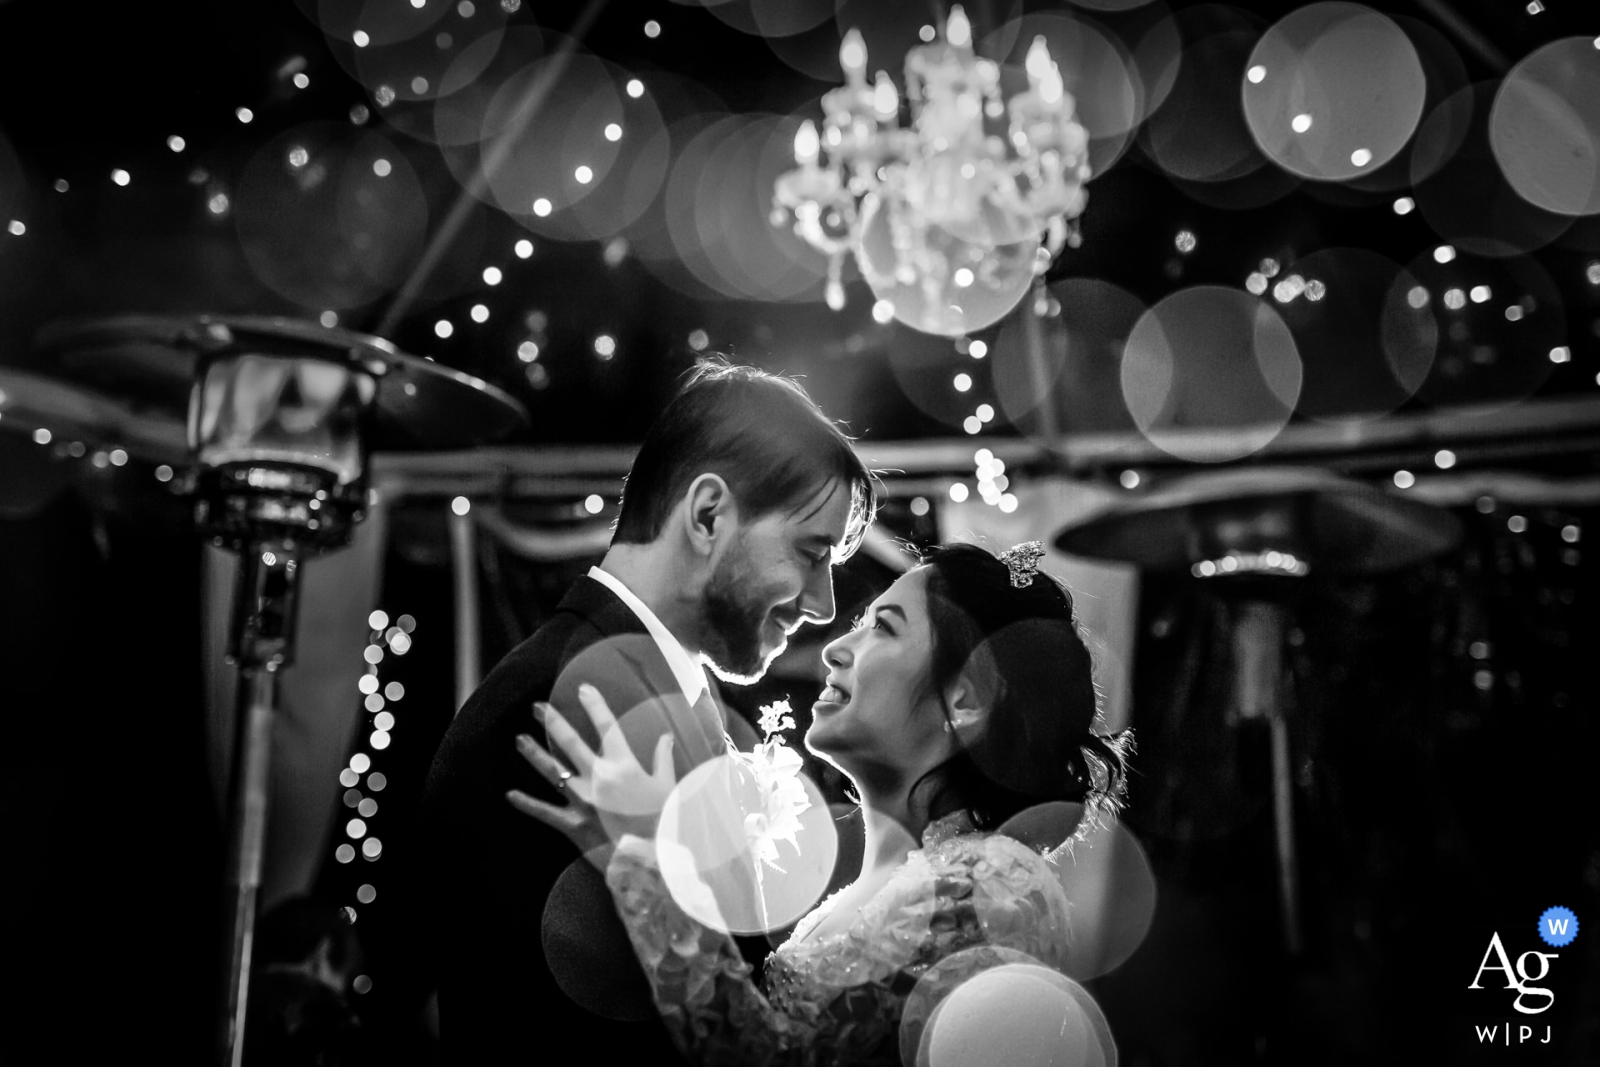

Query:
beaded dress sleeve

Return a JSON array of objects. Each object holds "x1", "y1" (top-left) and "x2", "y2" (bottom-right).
[{"x1": 602, "y1": 817, "x2": 1073, "y2": 1067}]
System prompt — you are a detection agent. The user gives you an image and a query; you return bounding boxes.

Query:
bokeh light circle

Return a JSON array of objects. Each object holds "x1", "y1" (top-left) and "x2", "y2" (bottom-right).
[
  {"x1": 561, "y1": 99, "x2": 671, "y2": 242},
  {"x1": 1120, "y1": 286, "x2": 1302, "y2": 462},
  {"x1": 925, "y1": 965, "x2": 1091, "y2": 1067},
  {"x1": 993, "y1": 277, "x2": 1145, "y2": 447},
  {"x1": 635, "y1": 114, "x2": 737, "y2": 299},
  {"x1": 1273, "y1": 247, "x2": 1437, "y2": 423},
  {"x1": 1491, "y1": 37, "x2": 1600, "y2": 217},
  {"x1": 409, "y1": 27, "x2": 546, "y2": 147},
  {"x1": 1071, "y1": 0, "x2": 1158, "y2": 10},
  {"x1": 541, "y1": 857, "x2": 658, "y2": 1020},
  {"x1": 657, "y1": 752, "x2": 838, "y2": 936},
  {"x1": 1322, "y1": 14, "x2": 1470, "y2": 196},
  {"x1": 1047, "y1": 821, "x2": 1156, "y2": 981},
  {"x1": 887, "y1": 322, "x2": 996, "y2": 431},
  {"x1": 900, "y1": 946, "x2": 1117, "y2": 1067},
  {"x1": 1128, "y1": 6, "x2": 1182, "y2": 126},
  {"x1": 477, "y1": 51, "x2": 628, "y2": 232},
  {"x1": 698, "y1": 115, "x2": 829, "y2": 300},
  {"x1": 1242, "y1": 3, "x2": 1426, "y2": 183},
  {"x1": 547, "y1": 635, "x2": 740, "y2": 790},
  {"x1": 765, "y1": 21, "x2": 854, "y2": 83},
  {"x1": 234, "y1": 123, "x2": 428, "y2": 311},
  {"x1": 858, "y1": 193, "x2": 1039, "y2": 337},
  {"x1": 1413, "y1": 83, "x2": 1574, "y2": 257},
  {"x1": 703, "y1": 0, "x2": 833, "y2": 39},
  {"x1": 327, "y1": 2, "x2": 514, "y2": 109},
  {"x1": 1141, "y1": 28, "x2": 1267, "y2": 183},
  {"x1": 1403, "y1": 249, "x2": 1562, "y2": 412},
  {"x1": 308, "y1": 0, "x2": 450, "y2": 47},
  {"x1": 651, "y1": 113, "x2": 828, "y2": 302}
]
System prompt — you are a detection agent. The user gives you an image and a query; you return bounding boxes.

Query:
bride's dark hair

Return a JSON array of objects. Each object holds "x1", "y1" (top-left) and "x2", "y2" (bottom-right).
[{"x1": 909, "y1": 542, "x2": 1132, "y2": 839}]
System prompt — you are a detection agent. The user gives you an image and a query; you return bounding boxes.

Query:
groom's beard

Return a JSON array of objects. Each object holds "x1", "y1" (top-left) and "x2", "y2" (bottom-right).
[{"x1": 701, "y1": 546, "x2": 776, "y2": 685}]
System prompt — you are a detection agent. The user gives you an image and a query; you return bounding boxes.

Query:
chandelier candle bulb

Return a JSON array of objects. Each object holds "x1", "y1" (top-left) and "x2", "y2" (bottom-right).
[
  {"x1": 794, "y1": 121, "x2": 820, "y2": 167},
  {"x1": 840, "y1": 29, "x2": 868, "y2": 85},
  {"x1": 873, "y1": 72, "x2": 898, "y2": 121},
  {"x1": 945, "y1": 7, "x2": 972, "y2": 50}
]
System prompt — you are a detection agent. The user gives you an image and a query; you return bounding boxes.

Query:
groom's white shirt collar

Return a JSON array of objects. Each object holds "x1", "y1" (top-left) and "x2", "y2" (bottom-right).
[{"x1": 588, "y1": 565, "x2": 709, "y2": 707}]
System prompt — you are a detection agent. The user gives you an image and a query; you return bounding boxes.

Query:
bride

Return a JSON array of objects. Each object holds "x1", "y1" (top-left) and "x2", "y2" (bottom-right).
[{"x1": 509, "y1": 541, "x2": 1132, "y2": 1066}]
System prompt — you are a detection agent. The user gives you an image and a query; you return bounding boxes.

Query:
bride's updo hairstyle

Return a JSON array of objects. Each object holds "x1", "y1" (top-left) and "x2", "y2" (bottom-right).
[{"x1": 912, "y1": 542, "x2": 1132, "y2": 837}]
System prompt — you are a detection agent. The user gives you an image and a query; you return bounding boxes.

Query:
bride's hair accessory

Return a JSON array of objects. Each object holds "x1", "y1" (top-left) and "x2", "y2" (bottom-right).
[{"x1": 999, "y1": 540, "x2": 1047, "y2": 588}]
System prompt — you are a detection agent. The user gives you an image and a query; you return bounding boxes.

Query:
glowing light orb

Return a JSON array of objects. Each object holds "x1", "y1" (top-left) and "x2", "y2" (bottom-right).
[
  {"x1": 856, "y1": 193, "x2": 1038, "y2": 338},
  {"x1": 657, "y1": 754, "x2": 837, "y2": 935},
  {"x1": 900, "y1": 947, "x2": 1116, "y2": 1067},
  {"x1": 924, "y1": 966, "x2": 1089, "y2": 1066},
  {"x1": 1243, "y1": 3, "x2": 1426, "y2": 182},
  {"x1": 1121, "y1": 286, "x2": 1302, "y2": 461},
  {"x1": 1490, "y1": 37, "x2": 1600, "y2": 216}
]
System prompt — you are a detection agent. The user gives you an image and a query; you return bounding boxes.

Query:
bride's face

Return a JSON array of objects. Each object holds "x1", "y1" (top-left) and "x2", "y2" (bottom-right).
[{"x1": 805, "y1": 569, "x2": 952, "y2": 791}]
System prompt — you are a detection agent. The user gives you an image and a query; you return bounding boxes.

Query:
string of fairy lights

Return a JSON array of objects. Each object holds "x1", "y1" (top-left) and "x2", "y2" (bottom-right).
[
  {"x1": 329, "y1": 607, "x2": 416, "y2": 995},
  {"x1": 4, "y1": 3, "x2": 1596, "y2": 501}
]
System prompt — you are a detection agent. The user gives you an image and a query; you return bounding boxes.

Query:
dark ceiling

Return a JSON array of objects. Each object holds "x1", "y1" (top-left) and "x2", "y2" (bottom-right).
[{"x1": 0, "y1": 0, "x2": 1595, "y2": 447}]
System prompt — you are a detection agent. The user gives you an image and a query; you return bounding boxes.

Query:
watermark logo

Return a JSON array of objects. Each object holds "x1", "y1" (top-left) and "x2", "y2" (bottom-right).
[
  {"x1": 1537, "y1": 906, "x2": 1577, "y2": 949},
  {"x1": 1467, "y1": 906, "x2": 1577, "y2": 1046}
]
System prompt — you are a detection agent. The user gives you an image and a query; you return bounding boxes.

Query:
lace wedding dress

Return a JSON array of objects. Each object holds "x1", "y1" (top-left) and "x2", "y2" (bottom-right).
[{"x1": 604, "y1": 812, "x2": 1075, "y2": 1066}]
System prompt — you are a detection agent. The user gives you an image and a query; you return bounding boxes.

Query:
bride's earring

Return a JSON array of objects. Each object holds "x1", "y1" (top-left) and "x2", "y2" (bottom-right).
[{"x1": 942, "y1": 719, "x2": 954, "y2": 733}]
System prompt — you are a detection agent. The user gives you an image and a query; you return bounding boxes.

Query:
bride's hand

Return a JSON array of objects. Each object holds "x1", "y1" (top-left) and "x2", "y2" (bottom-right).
[{"x1": 506, "y1": 683, "x2": 676, "y2": 856}]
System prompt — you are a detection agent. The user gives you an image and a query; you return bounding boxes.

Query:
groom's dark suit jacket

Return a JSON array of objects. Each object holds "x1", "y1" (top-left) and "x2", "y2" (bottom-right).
[{"x1": 417, "y1": 574, "x2": 758, "y2": 1066}]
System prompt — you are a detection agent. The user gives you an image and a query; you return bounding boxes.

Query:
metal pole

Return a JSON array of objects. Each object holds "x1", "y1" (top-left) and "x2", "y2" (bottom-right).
[
  {"x1": 1232, "y1": 598, "x2": 1302, "y2": 955},
  {"x1": 218, "y1": 544, "x2": 303, "y2": 1065},
  {"x1": 1022, "y1": 280, "x2": 1061, "y2": 443},
  {"x1": 220, "y1": 667, "x2": 278, "y2": 1066},
  {"x1": 1269, "y1": 710, "x2": 1303, "y2": 955},
  {"x1": 449, "y1": 506, "x2": 480, "y2": 713}
]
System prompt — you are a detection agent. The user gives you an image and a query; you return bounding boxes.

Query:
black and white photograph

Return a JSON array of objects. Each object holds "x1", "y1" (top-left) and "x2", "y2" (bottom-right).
[{"x1": 0, "y1": 0, "x2": 1596, "y2": 1064}]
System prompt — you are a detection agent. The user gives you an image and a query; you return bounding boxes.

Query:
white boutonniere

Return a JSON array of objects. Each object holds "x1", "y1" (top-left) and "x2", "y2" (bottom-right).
[{"x1": 732, "y1": 699, "x2": 812, "y2": 873}]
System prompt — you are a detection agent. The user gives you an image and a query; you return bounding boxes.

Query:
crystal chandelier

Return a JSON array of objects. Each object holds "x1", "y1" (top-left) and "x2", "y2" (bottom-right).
[{"x1": 772, "y1": 7, "x2": 1092, "y2": 338}]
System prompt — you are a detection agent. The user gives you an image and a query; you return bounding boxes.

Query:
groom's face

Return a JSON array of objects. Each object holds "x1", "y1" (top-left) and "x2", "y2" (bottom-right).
[{"x1": 700, "y1": 478, "x2": 851, "y2": 685}]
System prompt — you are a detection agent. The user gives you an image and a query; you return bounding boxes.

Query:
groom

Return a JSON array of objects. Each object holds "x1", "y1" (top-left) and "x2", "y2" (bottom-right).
[{"x1": 417, "y1": 358, "x2": 877, "y2": 1064}]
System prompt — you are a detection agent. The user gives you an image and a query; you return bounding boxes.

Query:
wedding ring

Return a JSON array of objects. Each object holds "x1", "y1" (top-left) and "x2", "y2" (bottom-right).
[{"x1": 555, "y1": 769, "x2": 573, "y2": 790}]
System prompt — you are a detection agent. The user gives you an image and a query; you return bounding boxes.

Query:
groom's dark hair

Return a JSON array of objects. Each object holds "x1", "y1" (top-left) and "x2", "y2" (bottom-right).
[{"x1": 612, "y1": 356, "x2": 877, "y2": 559}]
